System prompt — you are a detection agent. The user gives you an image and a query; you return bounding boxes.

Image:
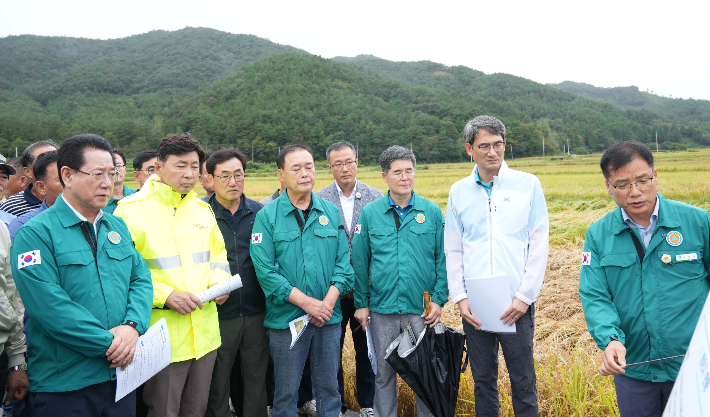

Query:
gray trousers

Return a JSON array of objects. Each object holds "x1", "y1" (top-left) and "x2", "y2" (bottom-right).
[
  {"x1": 205, "y1": 311, "x2": 270, "y2": 417},
  {"x1": 369, "y1": 312, "x2": 433, "y2": 417},
  {"x1": 462, "y1": 303, "x2": 538, "y2": 417},
  {"x1": 614, "y1": 374, "x2": 674, "y2": 417},
  {"x1": 144, "y1": 349, "x2": 218, "y2": 417}
]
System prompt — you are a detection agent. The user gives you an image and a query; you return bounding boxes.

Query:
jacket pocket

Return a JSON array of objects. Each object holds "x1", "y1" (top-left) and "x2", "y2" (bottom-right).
[
  {"x1": 313, "y1": 228, "x2": 338, "y2": 238},
  {"x1": 660, "y1": 250, "x2": 705, "y2": 280},
  {"x1": 55, "y1": 251, "x2": 94, "y2": 267},
  {"x1": 273, "y1": 230, "x2": 299, "y2": 242}
]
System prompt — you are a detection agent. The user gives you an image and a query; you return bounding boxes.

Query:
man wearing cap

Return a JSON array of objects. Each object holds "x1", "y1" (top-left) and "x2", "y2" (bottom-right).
[
  {"x1": 580, "y1": 141, "x2": 710, "y2": 417},
  {"x1": 3, "y1": 158, "x2": 27, "y2": 200},
  {"x1": 0, "y1": 155, "x2": 18, "y2": 226}
]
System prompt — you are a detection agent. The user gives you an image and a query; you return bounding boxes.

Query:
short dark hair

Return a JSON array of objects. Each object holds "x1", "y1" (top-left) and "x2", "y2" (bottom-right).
[
  {"x1": 325, "y1": 142, "x2": 356, "y2": 162},
  {"x1": 379, "y1": 145, "x2": 416, "y2": 173},
  {"x1": 112, "y1": 148, "x2": 127, "y2": 165},
  {"x1": 33, "y1": 151, "x2": 59, "y2": 183},
  {"x1": 201, "y1": 151, "x2": 216, "y2": 174},
  {"x1": 600, "y1": 141, "x2": 654, "y2": 179},
  {"x1": 21, "y1": 139, "x2": 59, "y2": 168},
  {"x1": 277, "y1": 144, "x2": 314, "y2": 170},
  {"x1": 133, "y1": 150, "x2": 158, "y2": 171},
  {"x1": 463, "y1": 116, "x2": 506, "y2": 145},
  {"x1": 7, "y1": 157, "x2": 22, "y2": 174},
  {"x1": 206, "y1": 149, "x2": 248, "y2": 176},
  {"x1": 157, "y1": 134, "x2": 205, "y2": 166},
  {"x1": 58, "y1": 134, "x2": 114, "y2": 187}
]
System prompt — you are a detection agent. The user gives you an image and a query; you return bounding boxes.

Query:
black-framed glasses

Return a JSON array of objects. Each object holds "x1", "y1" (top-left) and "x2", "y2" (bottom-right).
[
  {"x1": 213, "y1": 173, "x2": 245, "y2": 183},
  {"x1": 608, "y1": 176, "x2": 655, "y2": 194},
  {"x1": 475, "y1": 141, "x2": 506, "y2": 152},
  {"x1": 135, "y1": 167, "x2": 156, "y2": 174},
  {"x1": 330, "y1": 160, "x2": 356, "y2": 170},
  {"x1": 75, "y1": 169, "x2": 119, "y2": 182}
]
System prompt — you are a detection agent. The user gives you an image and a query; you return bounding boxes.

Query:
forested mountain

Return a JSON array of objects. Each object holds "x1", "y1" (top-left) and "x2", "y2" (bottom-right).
[
  {"x1": 548, "y1": 81, "x2": 710, "y2": 130},
  {"x1": 1, "y1": 28, "x2": 709, "y2": 162}
]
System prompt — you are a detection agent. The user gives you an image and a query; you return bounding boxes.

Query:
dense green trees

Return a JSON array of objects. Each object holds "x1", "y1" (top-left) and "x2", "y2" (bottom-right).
[{"x1": 1, "y1": 29, "x2": 708, "y2": 162}]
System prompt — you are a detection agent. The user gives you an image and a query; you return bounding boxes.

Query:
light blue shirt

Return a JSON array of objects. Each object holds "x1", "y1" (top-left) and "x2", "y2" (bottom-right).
[
  {"x1": 474, "y1": 167, "x2": 493, "y2": 196},
  {"x1": 0, "y1": 210, "x2": 16, "y2": 227},
  {"x1": 621, "y1": 195, "x2": 660, "y2": 249},
  {"x1": 388, "y1": 192, "x2": 414, "y2": 219}
]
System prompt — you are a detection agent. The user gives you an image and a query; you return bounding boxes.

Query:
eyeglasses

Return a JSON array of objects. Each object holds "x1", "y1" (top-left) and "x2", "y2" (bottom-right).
[
  {"x1": 608, "y1": 176, "x2": 655, "y2": 194},
  {"x1": 214, "y1": 173, "x2": 245, "y2": 183},
  {"x1": 474, "y1": 141, "x2": 506, "y2": 152},
  {"x1": 135, "y1": 167, "x2": 156, "y2": 174},
  {"x1": 330, "y1": 160, "x2": 356, "y2": 170},
  {"x1": 390, "y1": 169, "x2": 416, "y2": 179},
  {"x1": 75, "y1": 169, "x2": 119, "y2": 182},
  {"x1": 115, "y1": 164, "x2": 126, "y2": 169}
]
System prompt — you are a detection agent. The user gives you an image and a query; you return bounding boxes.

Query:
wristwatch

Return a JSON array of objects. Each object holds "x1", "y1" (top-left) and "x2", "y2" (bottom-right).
[
  {"x1": 123, "y1": 320, "x2": 138, "y2": 329},
  {"x1": 9, "y1": 363, "x2": 27, "y2": 372}
]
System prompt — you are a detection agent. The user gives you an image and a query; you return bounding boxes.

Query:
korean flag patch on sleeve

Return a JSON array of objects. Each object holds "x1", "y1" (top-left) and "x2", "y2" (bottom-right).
[
  {"x1": 251, "y1": 233, "x2": 262, "y2": 244},
  {"x1": 582, "y1": 252, "x2": 591, "y2": 266},
  {"x1": 18, "y1": 250, "x2": 41, "y2": 269}
]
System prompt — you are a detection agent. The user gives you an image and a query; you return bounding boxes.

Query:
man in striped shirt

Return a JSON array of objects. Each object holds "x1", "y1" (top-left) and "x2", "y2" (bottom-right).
[{"x1": 0, "y1": 140, "x2": 58, "y2": 217}]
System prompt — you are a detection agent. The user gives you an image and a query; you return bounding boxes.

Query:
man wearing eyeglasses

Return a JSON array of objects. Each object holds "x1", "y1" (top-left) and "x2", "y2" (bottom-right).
[
  {"x1": 132, "y1": 150, "x2": 158, "y2": 189},
  {"x1": 102, "y1": 149, "x2": 137, "y2": 214},
  {"x1": 352, "y1": 145, "x2": 448, "y2": 417},
  {"x1": 115, "y1": 134, "x2": 231, "y2": 417},
  {"x1": 316, "y1": 141, "x2": 381, "y2": 417},
  {"x1": 203, "y1": 148, "x2": 269, "y2": 417},
  {"x1": 580, "y1": 141, "x2": 710, "y2": 417},
  {"x1": 445, "y1": 115, "x2": 548, "y2": 417},
  {"x1": 11, "y1": 134, "x2": 153, "y2": 416}
]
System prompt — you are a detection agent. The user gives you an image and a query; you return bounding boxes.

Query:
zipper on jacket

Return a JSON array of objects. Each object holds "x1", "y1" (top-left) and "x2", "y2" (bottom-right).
[
  {"x1": 487, "y1": 193, "x2": 494, "y2": 275},
  {"x1": 233, "y1": 206, "x2": 250, "y2": 316}
]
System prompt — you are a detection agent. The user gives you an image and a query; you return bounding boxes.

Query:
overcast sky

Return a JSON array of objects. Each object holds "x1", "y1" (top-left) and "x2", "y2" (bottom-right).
[{"x1": 2, "y1": 0, "x2": 708, "y2": 101}]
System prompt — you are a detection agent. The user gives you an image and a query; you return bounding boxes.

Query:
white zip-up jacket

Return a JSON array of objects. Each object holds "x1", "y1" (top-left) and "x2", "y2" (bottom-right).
[{"x1": 445, "y1": 161, "x2": 549, "y2": 305}]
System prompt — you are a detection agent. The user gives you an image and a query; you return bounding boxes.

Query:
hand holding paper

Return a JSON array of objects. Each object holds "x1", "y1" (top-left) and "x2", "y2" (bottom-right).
[{"x1": 196, "y1": 275, "x2": 242, "y2": 304}]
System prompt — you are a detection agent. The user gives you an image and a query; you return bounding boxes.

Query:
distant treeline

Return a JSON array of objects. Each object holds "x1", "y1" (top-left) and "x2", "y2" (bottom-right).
[{"x1": 1, "y1": 28, "x2": 708, "y2": 163}]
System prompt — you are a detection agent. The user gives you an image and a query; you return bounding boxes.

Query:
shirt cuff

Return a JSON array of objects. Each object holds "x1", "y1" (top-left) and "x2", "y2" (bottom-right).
[
  {"x1": 7, "y1": 352, "x2": 26, "y2": 369},
  {"x1": 514, "y1": 292, "x2": 534, "y2": 305},
  {"x1": 451, "y1": 292, "x2": 468, "y2": 304}
]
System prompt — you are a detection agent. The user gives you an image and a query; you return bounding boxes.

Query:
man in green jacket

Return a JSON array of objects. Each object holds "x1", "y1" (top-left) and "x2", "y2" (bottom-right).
[
  {"x1": 11, "y1": 134, "x2": 153, "y2": 417},
  {"x1": 250, "y1": 144, "x2": 354, "y2": 417},
  {"x1": 352, "y1": 145, "x2": 448, "y2": 417},
  {"x1": 580, "y1": 141, "x2": 710, "y2": 417}
]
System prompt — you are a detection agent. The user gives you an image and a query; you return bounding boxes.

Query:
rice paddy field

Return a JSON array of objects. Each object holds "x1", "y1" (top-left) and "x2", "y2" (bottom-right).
[{"x1": 125, "y1": 148, "x2": 710, "y2": 416}]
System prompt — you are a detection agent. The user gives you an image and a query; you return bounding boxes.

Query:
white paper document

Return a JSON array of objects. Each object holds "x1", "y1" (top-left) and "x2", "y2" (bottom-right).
[
  {"x1": 464, "y1": 274, "x2": 516, "y2": 333},
  {"x1": 115, "y1": 318, "x2": 172, "y2": 402},
  {"x1": 196, "y1": 274, "x2": 243, "y2": 304},
  {"x1": 662, "y1": 291, "x2": 710, "y2": 416},
  {"x1": 365, "y1": 325, "x2": 377, "y2": 375},
  {"x1": 289, "y1": 314, "x2": 311, "y2": 349}
]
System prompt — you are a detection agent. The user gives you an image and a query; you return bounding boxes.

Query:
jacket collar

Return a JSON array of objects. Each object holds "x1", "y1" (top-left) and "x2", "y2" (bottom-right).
[
  {"x1": 149, "y1": 176, "x2": 197, "y2": 208},
  {"x1": 279, "y1": 190, "x2": 323, "y2": 217},
  {"x1": 610, "y1": 193, "x2": 679, "y2": 235},
  {"x1": 53, "y1": 193, "x2": 107, "y2": 229},
  {"x1": 210, "y1": 193, "x2": 252, "y2": 221},
  {"x1": 470, "y1": 160, "x2": 510, "y2": 185},
  {"x1": 380, "y1": 190, "x2": 423, "y2": 213}
]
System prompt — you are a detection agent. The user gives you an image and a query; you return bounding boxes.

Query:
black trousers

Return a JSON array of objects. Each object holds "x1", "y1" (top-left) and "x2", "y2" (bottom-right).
[
  {"x1": 29, "y1": 380, "x2": 135, "y2": 417},
  {"x1": 614, "y1": 374, "x2": 674, "y2": 417},
  {"x1": 337, "y1": 297, "x2": 375, "y2": 412}
]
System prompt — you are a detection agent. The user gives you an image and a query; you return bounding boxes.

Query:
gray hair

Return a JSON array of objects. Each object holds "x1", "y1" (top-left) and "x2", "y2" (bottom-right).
[
  {"x1": 21, "y1": 139, "x2": 60, "y2": 168},
  {"x1": 379, "y1": 145, "x2": 416, "y2": 173},
  {"x1": 325, "y1": 141, "x2": 356, "y2": 162},
  {"x1": 463, "y1": 116, "x2": 506, "y2": 145}
]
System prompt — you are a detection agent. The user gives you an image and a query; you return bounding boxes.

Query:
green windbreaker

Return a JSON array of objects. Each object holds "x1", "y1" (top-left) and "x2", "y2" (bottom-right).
[
  {"x1": 352, "y1": 192, "x2": 448, "y2": 314},
  {"x1": 250, "y1": 191, "x2": 354, "y2": 329},
  {"x1": 580, "y1": 194, "x2": 710, "y2": 382}
]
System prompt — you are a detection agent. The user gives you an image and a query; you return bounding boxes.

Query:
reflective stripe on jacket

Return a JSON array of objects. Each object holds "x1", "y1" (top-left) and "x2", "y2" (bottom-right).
[{"x1": 114, "y1": 175, "x2": 230, "y2": 361}]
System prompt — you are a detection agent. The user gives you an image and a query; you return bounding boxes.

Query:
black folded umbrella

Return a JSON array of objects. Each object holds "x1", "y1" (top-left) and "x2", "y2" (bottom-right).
[{"x1": 384, "y1": 322, "x2": 467, "y2": 417}]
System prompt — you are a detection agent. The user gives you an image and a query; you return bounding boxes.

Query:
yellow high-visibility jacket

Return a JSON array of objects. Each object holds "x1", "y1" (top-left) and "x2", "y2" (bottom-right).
[{"x1": 114, "y1": 175, "x2": 231, "y2": 362}]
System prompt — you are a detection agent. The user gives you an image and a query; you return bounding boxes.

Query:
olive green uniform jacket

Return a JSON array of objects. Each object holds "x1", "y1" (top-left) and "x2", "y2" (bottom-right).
[
  {"x1": 352, "y1": 191, "x2": 449, "y2": 314},
  {"x1": 250, "y1": 191, "x2": 354, "y2": 329},
  {"x1": 580, "y1": 194, "x2": 710, "y2": 382},
  {"x1": 10, "y1": 195, "x2": 153, "y2": 392}
]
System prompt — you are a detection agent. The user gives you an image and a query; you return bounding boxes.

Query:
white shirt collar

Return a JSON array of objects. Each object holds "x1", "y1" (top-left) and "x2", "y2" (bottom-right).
[
  {"x1": 62, "y1": 195, "x2": 104, "y2": 234},
  {"x1": 335, "y1": 180, "x2": 357, "y2": 198}
]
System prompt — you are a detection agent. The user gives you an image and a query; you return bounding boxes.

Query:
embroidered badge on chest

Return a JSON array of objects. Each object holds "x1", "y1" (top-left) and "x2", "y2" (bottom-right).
[
  {"x1": 319, "y1": 215, "x2": 329, "y2": 226},
  {"x1": 107, "y1": 231, "x2": 121, "y2": 245},
  {"x1": 666, "y1": 231, "x2": 683, "y2": 247},
  {"x1": 415, "y1": 213, "x2": 426, "y2": 224}
]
